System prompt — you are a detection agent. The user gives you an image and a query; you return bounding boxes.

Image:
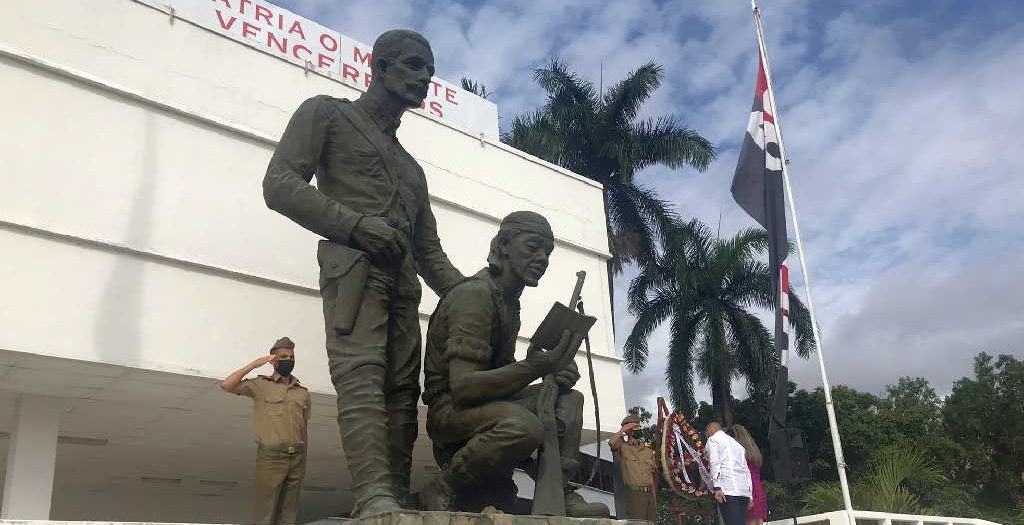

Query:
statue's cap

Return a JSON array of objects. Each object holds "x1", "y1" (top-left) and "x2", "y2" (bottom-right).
[{"x1": 621, "y1": 414, "x2": 642, "y2": 426}]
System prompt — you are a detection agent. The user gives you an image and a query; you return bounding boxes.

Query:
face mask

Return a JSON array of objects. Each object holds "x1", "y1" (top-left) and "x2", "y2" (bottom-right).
[{"x1": 275, "y1": 359, "x2": 295, "y2": 377}]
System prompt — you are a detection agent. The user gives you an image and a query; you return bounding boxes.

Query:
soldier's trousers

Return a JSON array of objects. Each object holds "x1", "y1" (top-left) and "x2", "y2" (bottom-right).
[
  {"x1": 427, "y1": 386, "x2": 584, "y2": 487},
  {"x1": 624, "y1": 486, "x2": 657, "y2": 521},
  {"x1": 321, "y1": 263, "x2": 421, "y2": 513},
  {"x1": 253, "y1": 449, "x2": 306, "y2": 525}
]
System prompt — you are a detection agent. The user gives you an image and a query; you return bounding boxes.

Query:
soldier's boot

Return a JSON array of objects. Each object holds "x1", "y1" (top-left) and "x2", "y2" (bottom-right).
[
  {"x1": 386, "y1": 388, "x2": 419, "y2": 507},
  {"x1": 337, "y1": 365, "x2": 402, "y2": 518},
  {"x1": 564, "y1": 487, "x2": 610, "y2": 518},
  {"x1": 418, "y1": 472, "x2": 454, "y2": 511},
  {"x1": 419, "y1": 443, "x2": 483, "y2": 512},
  {"x1": 553, "y1": 390, "x2": 608, "y2": 517}
]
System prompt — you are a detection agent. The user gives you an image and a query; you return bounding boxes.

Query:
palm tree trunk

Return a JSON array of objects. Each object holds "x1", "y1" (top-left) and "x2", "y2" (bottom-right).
[{"x1": 720, "y1": 374, "x2": 734, "y2": 427}]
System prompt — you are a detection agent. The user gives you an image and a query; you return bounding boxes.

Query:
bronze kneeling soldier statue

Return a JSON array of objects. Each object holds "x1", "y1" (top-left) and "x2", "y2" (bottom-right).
[{"x1": 419, "y1": 211, "x2": 609, "y2": 517}]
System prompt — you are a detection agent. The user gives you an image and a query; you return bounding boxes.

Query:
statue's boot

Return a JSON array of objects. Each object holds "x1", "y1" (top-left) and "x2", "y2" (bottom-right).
[
  {"x1": 387, "y1": 388, "x2": 420, "y2": 507},
  {"x1": 418, "y1": 473, "x2": 454, "y2": 511},
  {"x1": 337, "y1": 364, "x2": 401, "y2": 518},
  {"x1": 564, "y1": 487, "x2": 610, "y2": 517},
  {"x1": 555, "y1": 390, "x2": 609, "y2": 517}
]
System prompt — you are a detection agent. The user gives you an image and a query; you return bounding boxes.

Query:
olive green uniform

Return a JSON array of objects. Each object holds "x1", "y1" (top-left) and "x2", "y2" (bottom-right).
[
  {"x1": 238, "y1": 374, "x2": 311, "y2": 525},
  {"x1": 619, "y1": 439, "x2": 657, "y2": 521},
  {"x1": 263, "y1": 95, "x2": 462, "y2": 512},
  {"x1": 423, "y1": 269, "x2": 585, "y2": 506}
]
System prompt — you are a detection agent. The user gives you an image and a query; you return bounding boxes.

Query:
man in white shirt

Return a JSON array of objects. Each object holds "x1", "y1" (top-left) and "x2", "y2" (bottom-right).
[{"x1": 704, "y1": 421, "x2": 752, "y2": 525}]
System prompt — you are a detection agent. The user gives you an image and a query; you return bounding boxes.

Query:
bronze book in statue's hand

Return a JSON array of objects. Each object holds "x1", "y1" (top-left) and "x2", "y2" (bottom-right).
[{"x1": 530, "y1": 302, "x2": 597, "y2": 351}]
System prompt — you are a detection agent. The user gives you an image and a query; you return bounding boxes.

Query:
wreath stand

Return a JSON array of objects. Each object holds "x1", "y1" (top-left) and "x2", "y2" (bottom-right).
[{"x1": 656, "y1": 398, "x2": 715, "y2": 525}]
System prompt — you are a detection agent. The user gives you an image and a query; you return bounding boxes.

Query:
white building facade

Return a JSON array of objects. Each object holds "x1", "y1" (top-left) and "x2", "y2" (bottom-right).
[{"x1": 0, "y1": 0, "x2": 626, "y2": 522}]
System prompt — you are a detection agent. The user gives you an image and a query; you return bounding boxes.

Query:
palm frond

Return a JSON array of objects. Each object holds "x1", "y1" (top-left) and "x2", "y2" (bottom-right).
[
  {"x1": 622, "y1": 292, "x2": 674, "y2": 373},
  {"x1": 665, "y1": 312, "x2": 702, "y2": 413},
  {"x1": 630, "y1": 115, "x2": 717, "y2": 174},
  {"x1": 601, "y1": 62, "x2": 663, "y2": 126},
  {"x1": 605, "y1": 182, "x2": 678, "y2": 271},
  {"x1": 724, "y1": 307, "x2": 777, "y2": 396},
  {"x1": 801, "y1": 482, "x2": 845, "y2": 513},
  {"x1": 786, "y1": 289, "x2": 817, "y2": 358},
  {"x1": 502, "y1": 109, "x2": 563, "y2": 164},
  {"x1": 722, "y1": 259, "x2": 774, "y2": 310},
  {"x1": 711, "y1": 227, "x2": 767, "y2": 279},
  {"x1": 534, "y1": 59, "x2": 598, "y2": 107},
  {"x1": 460, "y1": 77, "x2": 490, "y2": 99}
]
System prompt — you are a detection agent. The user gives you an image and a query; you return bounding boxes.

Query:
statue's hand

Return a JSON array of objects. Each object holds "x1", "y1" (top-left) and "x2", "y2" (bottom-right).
[
  {"x1": 526, "y1": 330, "x2": 583, "y2": 376},
  {"x1": 352, "y1": 216, "x2": 402, "y2": 262},
  {"x1": 554, "y1": 360, "x2": 580, "y2": 390}
]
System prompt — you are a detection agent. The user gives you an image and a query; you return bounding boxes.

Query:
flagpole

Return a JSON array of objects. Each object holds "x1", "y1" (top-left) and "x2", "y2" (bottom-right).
[{"x1": 750, "y1": 0, "x2": 856, "y2": 521}]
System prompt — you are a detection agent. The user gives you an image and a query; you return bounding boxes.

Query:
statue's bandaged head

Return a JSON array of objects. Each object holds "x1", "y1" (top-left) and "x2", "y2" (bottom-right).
[{"x1": 488, "y1": 211, "x2": 555, "y2": 287}]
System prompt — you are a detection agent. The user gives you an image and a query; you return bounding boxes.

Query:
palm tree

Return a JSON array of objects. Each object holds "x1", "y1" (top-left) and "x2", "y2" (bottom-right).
[
  {"x1": 623, "y1": 220, "x2": 814, "y2": 423},
  {"x1": 460, "y1": 77, "x2": 491, "y2": 99},
  {"x1": 503, "y1": 60, "x2": 715, "y2": 278},
  {"x1": 802, "y1": 444, "x2": 943, "y2": 513}
]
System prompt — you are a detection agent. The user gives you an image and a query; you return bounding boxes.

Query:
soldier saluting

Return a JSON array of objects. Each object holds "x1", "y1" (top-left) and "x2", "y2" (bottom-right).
[
  {"x1": 262, "y1": 30, "x2": 463, "y2": 518},
  {"x1": 222, "y1": 337, "x2": 310, "y2": 525}
]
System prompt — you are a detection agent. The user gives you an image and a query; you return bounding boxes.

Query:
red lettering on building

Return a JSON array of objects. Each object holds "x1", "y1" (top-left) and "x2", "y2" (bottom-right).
[
  {"x1": 212, "y1": 0, "x2": 231, "y2": 8},
  {"x1": 445, "y1": 87, "x2": 458, "y2": 105},
  {"x1": 342, "y1": 64, "x2": 360, "y2": 83},
  {"x1": 431, "y1": 81, "x2": 442, "y2": 97},
  {"x1": 254, "y1": 5, "x2": 272, "y2": 25},
  {"x1": 318, "y1": 54, "x2": 335, "y2": 69},
  {"x1": 353, "y1": 46, "x2": 372, "y2": 66},
  {"x1": 319, "y1": 33, "x2": 339, "y2": 52},
  {"x1": 214, "y1": 10, "x2": 237, "y2": 30},
  {"x1": 363, "y1": 72, "x2": 373, "y2": 88},
  {"x1": 242, "y1": 21, "x2": 261, "y2": 39},
  {"x1": 292, "y1": 44, "x2": 311, "y2": 60},
  {"x1": 267, "y1": 32, "x2": 287, "y2": 53},
  {"x1": 287, "y1": 20, "x2": 306, "y2": 39},
  {"x1": 238, "y1": 0, "x2": 253, "y2": 14},
  {"x1": 429, "y1": 101, "x2": 444, "y2": 118}
]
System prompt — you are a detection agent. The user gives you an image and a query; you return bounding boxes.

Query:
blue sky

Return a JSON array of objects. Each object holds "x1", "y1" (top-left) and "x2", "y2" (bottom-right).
[{"x1": 276, "y1": 0, "x2": 1024, "y2": 409}]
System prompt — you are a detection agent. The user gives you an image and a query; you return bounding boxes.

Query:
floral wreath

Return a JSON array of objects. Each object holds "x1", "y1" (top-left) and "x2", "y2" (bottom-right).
[{"x1": 657, "y1": 397, "x2": 712, "y2": 499}]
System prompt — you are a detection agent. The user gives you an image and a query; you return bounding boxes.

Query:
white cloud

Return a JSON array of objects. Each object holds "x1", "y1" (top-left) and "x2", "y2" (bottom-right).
[{"x1": 276, "y1": 0, "x2": 1024, "y2": 411}]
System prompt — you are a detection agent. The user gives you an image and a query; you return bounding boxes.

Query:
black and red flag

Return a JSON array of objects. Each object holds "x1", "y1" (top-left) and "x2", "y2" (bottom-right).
[
  {"x1": 731, "y1": 52, "x2": 805, "y2": 483},
  {"x1": 731, "y1": 54, "x2": 790, "y2": 354}
]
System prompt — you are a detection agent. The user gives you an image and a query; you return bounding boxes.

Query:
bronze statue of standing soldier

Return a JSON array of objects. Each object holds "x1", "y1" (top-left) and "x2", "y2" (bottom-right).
[{"x1": 263, "y1": 29, "x2": 463, "y2": 518}]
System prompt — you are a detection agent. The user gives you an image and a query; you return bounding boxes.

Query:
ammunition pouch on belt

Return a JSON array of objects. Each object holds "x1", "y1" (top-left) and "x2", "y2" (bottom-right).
[{"x1": 317, "y1": 240, "x2": 369, "y2": 335}]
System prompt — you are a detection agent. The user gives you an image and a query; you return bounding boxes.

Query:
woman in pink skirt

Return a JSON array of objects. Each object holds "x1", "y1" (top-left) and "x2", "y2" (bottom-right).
[{"x1": 732, "y1": 425, "x2": 767, "y2": 525}]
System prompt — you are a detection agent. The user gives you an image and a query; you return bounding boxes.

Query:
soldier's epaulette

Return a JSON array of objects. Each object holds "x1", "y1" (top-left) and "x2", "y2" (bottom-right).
[
  {"x1": 257, "y1": 375, "x2": 274, "y2": 381},
  {"x1": 295, "y1": 383, "x2": 308, "y2": 390}
]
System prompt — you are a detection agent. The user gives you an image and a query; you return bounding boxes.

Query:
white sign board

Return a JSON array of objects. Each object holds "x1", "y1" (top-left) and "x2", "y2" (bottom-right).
[{"x1": 165, "y1": 0, "x2": 499, "y2": 138}]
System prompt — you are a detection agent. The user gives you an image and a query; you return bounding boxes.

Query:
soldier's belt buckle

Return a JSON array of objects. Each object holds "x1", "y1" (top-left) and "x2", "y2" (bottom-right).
[{"x1": 287, "y1": 446, "x2": 297, "y2": 454}]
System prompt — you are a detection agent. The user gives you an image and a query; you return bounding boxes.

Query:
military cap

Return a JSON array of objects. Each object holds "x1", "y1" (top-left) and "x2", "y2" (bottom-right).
[
  {"x1": 621, "y1": 414, "x2": 642, "y2": 426},
  {"x1": 270, "y1": 337, "x2": 295, "y2": 351}
]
